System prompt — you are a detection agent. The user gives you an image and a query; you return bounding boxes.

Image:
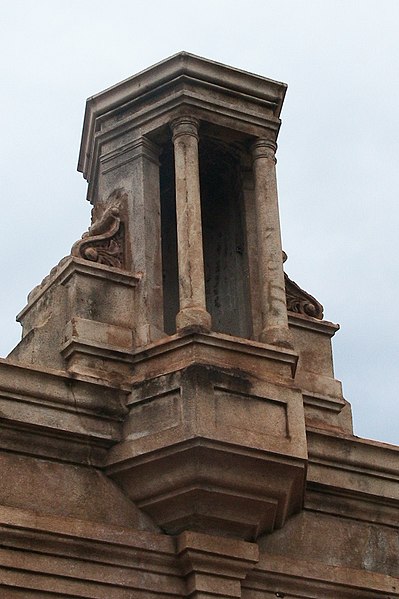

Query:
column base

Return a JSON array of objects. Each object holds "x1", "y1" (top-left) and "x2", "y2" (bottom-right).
[
  {"x1": 260, "y1": 325, "x2": 294, "y2": 350},
  {"x1": 134, "y1": 323, "x2": 166, "y2": 348},
  {"x1": 176, "y1": 307, "x2": 212, "y2": 332}
]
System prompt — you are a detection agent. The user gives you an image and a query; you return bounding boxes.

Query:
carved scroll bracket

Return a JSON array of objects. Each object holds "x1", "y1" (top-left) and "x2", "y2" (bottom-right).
[
  {"x1": 71, "y1": 190, "x2": 127, "y2": 269},
  {"x1": 26, "y1": 191, "x2": 128, "y2": 305},
  {"x1": 283, "y1": 252, "x2": 324, "y2": 320}
]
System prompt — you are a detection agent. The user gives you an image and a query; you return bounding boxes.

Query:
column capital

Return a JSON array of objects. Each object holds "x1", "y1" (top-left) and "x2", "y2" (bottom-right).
[
  {"x1": 100, "y1": 136, "x2": 160, "y2": 174},
  {"x1": 251, "y1": 138, "x2": 277, "y2": 162},
  {"x1": 129, "y1": 136, "x2": 161, "y2": 165},
  {"x1": 171, "y1": 116, "x2": 200, "y2": 142}
]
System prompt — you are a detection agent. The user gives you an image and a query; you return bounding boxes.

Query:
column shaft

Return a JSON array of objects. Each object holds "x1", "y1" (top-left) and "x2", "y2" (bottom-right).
[
  {"x1": 171, "y1": 117, "x2": 211, "y2": 331},
  {"x1": 252, "y1": 139, "x2": 292, "y2": 347}
]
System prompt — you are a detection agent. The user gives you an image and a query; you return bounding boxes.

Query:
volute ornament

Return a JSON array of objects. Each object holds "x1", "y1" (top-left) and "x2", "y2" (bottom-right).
[
  {"x1": 71, "y1": 191, "x2": 126, "y2": 269},
  {"x1": 283, "y1": 252, "x2": 324, "y2": 320}
]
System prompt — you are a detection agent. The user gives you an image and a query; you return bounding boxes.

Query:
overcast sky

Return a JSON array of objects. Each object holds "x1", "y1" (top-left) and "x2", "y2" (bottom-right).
[{"x1": 1, "y1": 1, "x2": 398, "y2": 445}]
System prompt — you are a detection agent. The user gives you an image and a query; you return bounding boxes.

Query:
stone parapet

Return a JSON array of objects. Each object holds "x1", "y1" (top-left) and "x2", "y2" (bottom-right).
[{"x1": 10, "y1": 256, "x2": 138, "y2": 382}]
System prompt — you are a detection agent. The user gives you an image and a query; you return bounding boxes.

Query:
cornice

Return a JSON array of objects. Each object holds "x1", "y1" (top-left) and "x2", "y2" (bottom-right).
[
  {"x1": 246, "y1": 552, "x2": 399, "y2": 598},
  {"x1": 0, "y1": 358, "x2": 127, "y2": 464},
  {"x1": 132, "y1": 328, "x2": 299, "y2": 382},
  {"x1": 78, "y1": 52, "x2": 287, "y2": 194},
  {"x1": 0, "y1": 505, "x2": 184, "y2": 596},
  {"x1": 288, "y1": 312, "x2": 340, "y2": 336},
  {"x1": 306, "y1": 429, "x2": 399, "y2": 520},
  {"x1": 17, "y1": 256, "x2": 139, "y2": 320}
]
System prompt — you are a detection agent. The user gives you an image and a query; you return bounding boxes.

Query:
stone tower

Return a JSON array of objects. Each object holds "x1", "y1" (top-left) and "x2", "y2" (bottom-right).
[{"x1": 1, "y1": 53, "x2": 398, "y2": 598}]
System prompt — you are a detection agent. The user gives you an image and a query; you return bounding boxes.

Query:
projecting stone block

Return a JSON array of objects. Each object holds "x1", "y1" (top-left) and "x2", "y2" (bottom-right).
[
  {"x1": 10, "y1": 256, "x2": 138, "y2": 381},
  {"x1": 106, "y1": 338, "x2": 307, "y2": 540}
]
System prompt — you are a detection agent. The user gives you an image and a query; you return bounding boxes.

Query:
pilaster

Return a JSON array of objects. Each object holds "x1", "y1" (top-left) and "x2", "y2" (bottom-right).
[
  {"x1": 99, "y1": 136, "x2": 164, "y2": 346},
  {"x1": 177, "y1": 531, "x2": 258, "y2": 598}
]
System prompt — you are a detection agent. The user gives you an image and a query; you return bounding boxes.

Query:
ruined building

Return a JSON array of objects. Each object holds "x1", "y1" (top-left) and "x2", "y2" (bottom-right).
[{"x1": 1, "y1": 53, "x2": 398, "y2": 598}]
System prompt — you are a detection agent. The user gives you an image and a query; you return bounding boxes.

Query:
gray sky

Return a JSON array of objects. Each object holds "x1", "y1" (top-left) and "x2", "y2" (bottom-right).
[{"x1": 1, "y1": 1, "x2": 398, "y2": 444}]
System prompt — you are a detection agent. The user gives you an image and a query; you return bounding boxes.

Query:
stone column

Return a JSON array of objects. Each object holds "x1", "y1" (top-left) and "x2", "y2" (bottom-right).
[
  {"x1": 171, "y1": 117, "x2": 211, "y2": 331},
  {"x1": 251, "y1": 139, "x2": 292, "y2": 348}
]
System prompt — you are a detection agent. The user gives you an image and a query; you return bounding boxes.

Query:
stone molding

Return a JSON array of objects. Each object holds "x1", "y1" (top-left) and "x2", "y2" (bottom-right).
[
  {"x1": 2, "y1": 501, "x2": 398, "y2": 598},
  {"x1": 287, "y1": 312, "x2": 339, "y2": 335},
  {"x1": 131, "y1": 329, "x2": 299, "y2": 383},
  {"x1": 100, "y1": 136, "x2": 161, "y2": 175},
  {"x1": 307, "y1": 429, "x2": 399, "y2": 507},
  {"x1": 251, "y1": 138, "x2": 277, "y2": 161},
  {"x1": 0, "y1": 506, "x2": 182, "y2": 598},
  {"x1": 0, "y1": 358, "x2": 126, "y2": 465},
  {"x1": 177, "y1": 530, "x2": 258, "y2": 598},
  {"x1": 245, "y1": 552, "x2": 399, "y2": 598},
  {"x1": 61, "y1": 316, "x2": 134, "y2": 381},
  {"x1": 78, "y1": 52, "x2": 286, "y2": 203},
  {"x1": 171, "y1": 116, "x2": 200, "y2": 142}
]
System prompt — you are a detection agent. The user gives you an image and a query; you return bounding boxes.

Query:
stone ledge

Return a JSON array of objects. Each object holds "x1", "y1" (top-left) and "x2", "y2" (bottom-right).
[
  {"x1": 0, "y1": 505, "x2": 171, "y2": 562},
  {"x1": 302, "y1": 390, "x2": 346, "y2": 413},
  {"x1": 0, "y1": 359, "x2": 127, "y2": 464},
  {"x1": 288, "y1": 312, "x2": 340, "y2": 336},
  {"x1": 245, "y1": 553, "x2": 399, "y2": 598},
  {"x1": 0, "y1": 358, "x2": 129, "y2": 415},
  {"x1": 305, "y1": 488, "x2": 399, "y2": 529},
  {"x1": 307, "y1": 429, "x2": 399, "y2": 506},
  {"x1": 132, "y1": 329, "x2": 299, "y2": 383},
  {"x1": 308, "y1": 429, "x2": 399, "y2": 480},
  {"x1": 0, "y1": 505, "x2": 178, "y2": 597},
  {"x1": 17, "y1": 256, "x2": 139, "y2": 319}
]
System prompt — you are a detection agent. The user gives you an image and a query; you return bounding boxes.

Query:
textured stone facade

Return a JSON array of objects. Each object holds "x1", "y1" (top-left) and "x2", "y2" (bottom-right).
[{"x1": 1, "y1": 53, "x2": 398, "y2": 598}]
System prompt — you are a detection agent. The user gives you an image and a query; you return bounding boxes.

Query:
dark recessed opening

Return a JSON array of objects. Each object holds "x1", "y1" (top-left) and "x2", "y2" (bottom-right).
[
  {"x1": 160, "y1": 141, "x2": 179, "y2": 335},
  {"x1": 200, "y1": 139, "x2": 251, "y2": 338}
]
